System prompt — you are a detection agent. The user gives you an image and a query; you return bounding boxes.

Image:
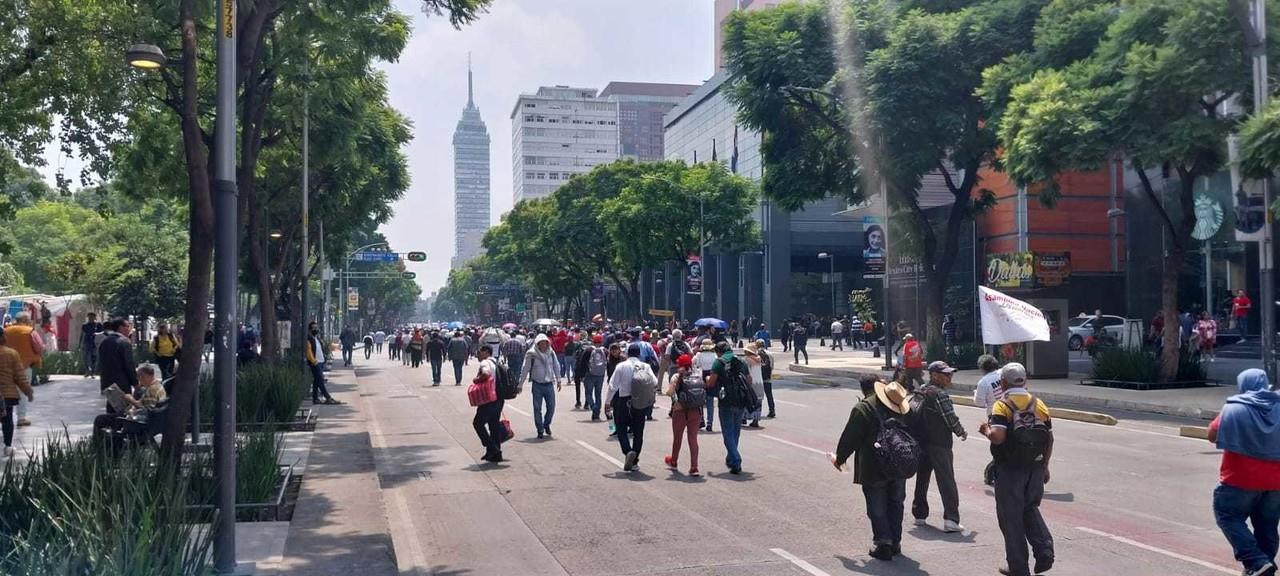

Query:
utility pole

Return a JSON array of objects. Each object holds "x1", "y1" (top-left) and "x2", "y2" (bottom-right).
[
  {"x1": 881, "y1": 177, "x2": 893, "y2": 370},
  {"x1": 1251, "y1": 0, "x2": 1276, "y2": 378},
  {"x1": 299, "y1": 52, "x2": 310, "y2": 360},
  {"x1": 213, "y1": 0, "x2": 239, "y2": 571}
]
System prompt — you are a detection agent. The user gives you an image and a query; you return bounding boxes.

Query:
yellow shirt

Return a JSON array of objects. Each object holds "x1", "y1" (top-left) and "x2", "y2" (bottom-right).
[
  {"x1": 153, "y1": 334, "x2": 180, "y2": 357},
  {"x1": 990, "y1": 390, "x2": 1051, "y2": 427}
]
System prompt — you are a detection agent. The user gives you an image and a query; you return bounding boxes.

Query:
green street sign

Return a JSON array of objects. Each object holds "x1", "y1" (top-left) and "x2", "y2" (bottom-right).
[
  {"x1": 402, "y1": 272, "x2": 417, "y2": 279},
  {"x1": 406, "y1": 251, "x2": 427, "y2": 262}
]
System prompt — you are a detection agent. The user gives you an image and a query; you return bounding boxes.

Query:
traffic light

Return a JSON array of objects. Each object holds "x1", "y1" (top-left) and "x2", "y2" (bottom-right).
[
  {"x1": 406, "y1": 251, "x2": 427, "y2": 262},
  {"x1": 402, "y1": 272, "x2": 417, "y2": 279}
]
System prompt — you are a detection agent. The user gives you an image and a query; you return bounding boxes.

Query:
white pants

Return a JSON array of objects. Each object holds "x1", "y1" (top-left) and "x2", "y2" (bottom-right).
[{"x1": 17, "y1": 368, "x2": 32, "y2": 418}]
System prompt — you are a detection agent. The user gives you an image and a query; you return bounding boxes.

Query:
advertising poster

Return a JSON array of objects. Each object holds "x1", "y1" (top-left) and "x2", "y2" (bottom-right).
[
  {"x1": 985, "y1": 252, "x2": 1034, "y2": 289},
  {"x1": 685, "y1": 254, "x2": 702, "y2": 295},
  {"x1": 862, "y1": 216, "x2": 886, "y2": 279},
  {"x1": 346, "y1": 287, "x2": 359, "y2": 311},
  {"x1": 1034, "y1": 252, "x2": 1072, "y2": 287}
]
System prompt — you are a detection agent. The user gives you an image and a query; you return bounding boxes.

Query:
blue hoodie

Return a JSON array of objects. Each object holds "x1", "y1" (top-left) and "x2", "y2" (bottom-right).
[{"x1": 1216, "y1": 369, "x2": 1280, "y2": 461}]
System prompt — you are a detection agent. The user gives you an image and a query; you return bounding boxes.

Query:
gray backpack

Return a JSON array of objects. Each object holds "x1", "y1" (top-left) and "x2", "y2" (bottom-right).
[
  {"x1": 628, "y1": 360, "x2": 657, "y2": 410},
  {"x1": 589, "y1": 346, "x2": 608, "y2": 376}
]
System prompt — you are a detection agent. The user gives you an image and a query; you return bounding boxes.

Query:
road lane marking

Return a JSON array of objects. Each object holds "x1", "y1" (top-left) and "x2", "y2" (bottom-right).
[
  {"x1": 392, "y1": 491, "x2": 429, "y2": 574},
  {"x1": 770, "y1": 548, "x2": 832, "y2": 576},
  {"x1": 775, "y1": 399, "x2": 809, "y2": 408},
  {"x1": 506, "y1": 406, "x2": 532, "y2": 417},
  {"x1": 575, "y1": 440, "x2": 623, "y2": 468},
  {"x1": 1074, "y1": 526, "x2": 1235, "y2": 574},
  {"x1": 760, "y1": 434, "x2": 828, "y2": 456}
]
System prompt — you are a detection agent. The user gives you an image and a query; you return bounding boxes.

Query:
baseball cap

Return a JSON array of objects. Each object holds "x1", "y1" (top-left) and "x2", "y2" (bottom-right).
[
  {"x1": 927, "y1": 360, "x2": 957, "y2": 374},
  {"x1": 1000, "y1": 362, "x2": 1027, "y2": 386}
]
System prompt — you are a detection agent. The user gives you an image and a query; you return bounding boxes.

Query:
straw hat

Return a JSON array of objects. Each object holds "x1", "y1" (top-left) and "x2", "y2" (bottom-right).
[
  {"x1": 874, "y1": 380, "x2": 911, "y2": 415},
  {"x1": 742, "y1": 344, "x2": 759, "y2": 357},
  {"x1": 700, "y1": 340, "x2": 716, "y2": 352}
]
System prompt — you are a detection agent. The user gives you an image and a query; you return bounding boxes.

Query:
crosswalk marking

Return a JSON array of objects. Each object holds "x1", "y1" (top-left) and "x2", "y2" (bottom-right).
[
  {"x1": 1074, "y1": 526, "x2": 1235, "y2": 574},
  {"x1": 759, "y1": 434, "x2": 828, "y2": 456},
  {"x1": 770, "y1": 548, "x2": 832, "y2": 576}
]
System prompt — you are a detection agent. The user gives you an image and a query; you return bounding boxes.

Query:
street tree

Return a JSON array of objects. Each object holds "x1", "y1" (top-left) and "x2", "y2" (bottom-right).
[{"x1": 986, "y1": 0, "x2": 1267, "y2": 381}]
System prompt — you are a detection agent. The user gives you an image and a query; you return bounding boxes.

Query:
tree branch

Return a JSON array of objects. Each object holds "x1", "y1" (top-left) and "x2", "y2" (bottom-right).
[{"x1": 1135, "y1": 166, "x2": 1180, "y2": 248}]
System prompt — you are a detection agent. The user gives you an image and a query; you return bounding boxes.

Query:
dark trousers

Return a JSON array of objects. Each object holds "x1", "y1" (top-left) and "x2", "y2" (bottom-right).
[
  {"x1": 612, "y1": 396, "x2": 646, "y2": 457},
  {"x1": 863, "y1": 479, "x2": 907, "y2": 547},
  {"x1": 912, "y1": 443, "x2": 961, "y2": 524},
  {"x1": 763, "y1": 381, "x2": 776, "y2": 416},
  {"x1": 2, "y1": 398, "x2": 17, "y2": 447},
  {"x1": 781, "y1": 337, "x2": 790, "y2": 351},
  {"x1": 1214, "y1": 483, "x2": 1280, "y2": 572},
  {"x1": 994, "y1": 464, "x2": 1054, "y2": 576},
  {"x1": 342, "y1": 346, "x2": 353, "y2": 365},
  {"x1": 473, "y1": 398, "x2": 505, "y2": 456},
  {"x1": 452, "y1": 359, "x2": 465, "y2": 384},
  {"x1": 310, "y1": 363, "x2": 334, "y2": 402},
  {"x1": 832, "y1": 334, "x2": 844, "y2": 350},
  {"x1": 429, "y1": 356, "x2": 443, "y2": 383},
  {"x1": 364, "y1": 346, "x2": 372, "y2": 359},
  {"x1": 794, "y1": 343, "x2": 809, "y2": 364},
  {"x1": 157, "y1": 356, "x2": 176, "y2": 380}
]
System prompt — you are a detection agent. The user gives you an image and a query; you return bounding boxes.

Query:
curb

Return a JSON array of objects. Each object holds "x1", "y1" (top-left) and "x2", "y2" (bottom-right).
[
  {"x1": 1179, "y1": 425, "x2": 1210, "y2": 440},
  {"x1": 786, "y1": 363, "x2": 1219, "y2": 421}
]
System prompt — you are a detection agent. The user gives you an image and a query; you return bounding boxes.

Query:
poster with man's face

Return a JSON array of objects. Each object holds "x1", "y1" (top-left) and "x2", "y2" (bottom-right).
[
  {"x1": 863, "y1": 217, "x2": 886, "y2": 279},
  {"x1": 686, "y1": 254, "x2": 702, "y2": 295}
]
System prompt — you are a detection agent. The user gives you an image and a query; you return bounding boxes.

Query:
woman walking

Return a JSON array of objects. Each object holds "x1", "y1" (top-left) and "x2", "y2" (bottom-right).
[
  {"x1": 664, "y1": 354, "x2": 704, "y2": 476},
  {"x1": 1196, "y1": 311, "x2": 1218, "y2": 362},
  {"x1": 742, "y1": 344, "x2": 766, "y2": 428},
  {"x1": 408, "y1": 329, "x2": 425, "y2": 368},
  {"x1": 0, "y1": 330, "x2": 34, "y2": 458}
]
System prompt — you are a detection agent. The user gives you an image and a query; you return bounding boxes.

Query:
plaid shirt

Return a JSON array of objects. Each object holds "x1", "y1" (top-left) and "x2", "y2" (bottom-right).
[
  {"x1": 920, "y1": 382, "x2": 967, "y2": 440},
  {"x1": 500, "y1": 338, "x2": 527, "y2": 359}
]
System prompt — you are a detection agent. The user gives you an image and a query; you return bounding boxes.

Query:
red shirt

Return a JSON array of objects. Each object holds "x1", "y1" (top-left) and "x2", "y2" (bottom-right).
[
  {"x1": 903, "y1": 340, "x2": 924, "y2": 369},
  {"x1": 1210, "y1": 416, "x2": 1280, "y2": 491},
  {"x1": 549, "y1": 332, "x2": 570, "y2": 354},
  {"x1": 1233, "y1": 295, "x2": 1253, "y2": 318}
]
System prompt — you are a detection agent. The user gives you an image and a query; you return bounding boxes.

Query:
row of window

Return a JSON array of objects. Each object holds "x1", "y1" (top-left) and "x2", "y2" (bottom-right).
[
  {"x1": 522, "y1": 114, "x2": 617, "y2": 126},
  {"x1": 520, "y1": 155, "x2": 611, "y2": 167},
  {"x1": 524, "y1": 171, "x2": 582, "y2": 181},
  {"x1": 520, "y1": 127, "x2": 618, "y2": 139}
]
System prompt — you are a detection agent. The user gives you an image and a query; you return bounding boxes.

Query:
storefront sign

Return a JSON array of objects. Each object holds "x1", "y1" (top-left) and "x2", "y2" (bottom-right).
[
  {"x1": 1034, "y1": 252, "x2": 1071, "y2": 287},
  {"x1": 685, "y1": 254, "x2": 702, "y2": 295},
  {"x1": 986, "y1": 252, "x2": 1034, "y2": 289},
  {"x1": 862, "y1": 216, "x2": 886, "y2": 279},
  {"x1": 979, "y1": 286, "x2": 1050, "y2": 345}
]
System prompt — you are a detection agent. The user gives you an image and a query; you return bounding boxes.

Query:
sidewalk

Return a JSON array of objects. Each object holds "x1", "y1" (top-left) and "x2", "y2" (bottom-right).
[{"x1": 779, "y1": 346, "x2": 1234, "y2": 420}]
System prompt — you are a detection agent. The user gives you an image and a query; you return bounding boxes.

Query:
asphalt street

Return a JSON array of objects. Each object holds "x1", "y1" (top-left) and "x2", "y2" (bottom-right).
[{"x1": 352, "y1": 353, "x2": 1236, "y2": 576}]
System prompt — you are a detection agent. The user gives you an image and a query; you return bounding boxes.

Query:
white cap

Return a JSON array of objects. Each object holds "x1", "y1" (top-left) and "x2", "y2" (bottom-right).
[{"x1": 1000, "y1": 362, "x2": 1027, "y2": 386}]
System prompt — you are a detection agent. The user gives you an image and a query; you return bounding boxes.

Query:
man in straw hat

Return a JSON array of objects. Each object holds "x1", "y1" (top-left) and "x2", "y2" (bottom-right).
[{"x1": 834, "y1": 379, "x2": 916, "y2": 561}]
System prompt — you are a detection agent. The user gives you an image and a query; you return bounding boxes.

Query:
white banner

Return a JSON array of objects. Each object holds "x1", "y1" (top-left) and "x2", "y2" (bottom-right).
[{"x1": 979, "y1": 286, "x2": 1050, "y2": 345}]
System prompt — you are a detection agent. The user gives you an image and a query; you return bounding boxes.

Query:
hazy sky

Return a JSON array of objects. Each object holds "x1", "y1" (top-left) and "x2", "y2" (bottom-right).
[
  {"x1": 381, "y1": 0, "x2": 715, "y2": 295},
  {"x1": 38, "y1": 1, "x2": 716, "y2": 297}
]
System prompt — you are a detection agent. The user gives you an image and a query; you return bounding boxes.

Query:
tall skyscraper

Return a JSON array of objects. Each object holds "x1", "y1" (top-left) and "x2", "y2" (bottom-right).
[
  {"x1": 452, "y1": 58, "x2": 490, "y2": 270},
  {"x1": 510, "y1": 86, "x2": 619, "y2": 203},
  {"x1": 600, "y1": 82, "x2": 699, "y2": 162}
]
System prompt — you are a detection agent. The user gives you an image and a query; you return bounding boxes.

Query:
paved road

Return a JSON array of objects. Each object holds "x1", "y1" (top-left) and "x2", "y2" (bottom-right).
[{"x1": 352, "y1": 354, "x2": 1237, "y2": 576}]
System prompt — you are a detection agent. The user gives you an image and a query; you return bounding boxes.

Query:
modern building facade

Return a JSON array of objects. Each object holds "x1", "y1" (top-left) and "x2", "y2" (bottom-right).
[
  {"x1": 599, "y1": 82, "x2": 698, "y2": 162},
  {"x1": 714, "y1": 0, "x2": 786, "y2": 69},
  {"x1": 452, "y1": 62, "x2": 491, "y2": 270},
  {"x1": 510, "y1": 86, "x2": 619, "y2": 203}
]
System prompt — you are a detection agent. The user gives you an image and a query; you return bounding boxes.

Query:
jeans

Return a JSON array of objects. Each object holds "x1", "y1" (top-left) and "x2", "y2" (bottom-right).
[
  {"x1": 1214, "y1": 483, "x2": 1280, "y2": 572},
  {"x1": 704, "y1": 391, "x2": 716, "y2": 430},
  {"x1": 310, "y1": 363, "x2": 333, "y2": 403},
  {"x1": 994, "y1": 464, "x2": 1054, "y2": 576},
  {"x1": 531, "y1": 382, "x2": 556, "y2": 434},
  {"x1": 719, "y1": 405, "x2": 746, "y2": 469},
  {"x1": 429, "y1": 356, "x2": 443, "y2": 383},
  {"x1": 584, "y1": 374, "x2": 604, "y2": 418},
  {"x1": 832, "y1": 334, "x2": 844, "y2": 350},
  {"x1": 1240, "y1": 315, "x2": 1251, "y2": 337},
  {"x1": 452, "y1": 359, "x2": 465, "y2": 385},
  {"x1": 670, "y1": 407, "x2": 701, "y2": 469},
  {"x1": 912, "y1": 443, "x2": 960, "y2": 524},
  {"x1": 612, "y1": 395, "x2": 646, "y2": 457},
  {"x1": 473, "y1": 398, "x2": 505, "y2": 456},
  {"x1": 364, "y1": 346, "x2": 372, "y2": 360},
  {"x1": 342, "y1": 346, "x2": 353, "y2": 365},
  {"x1": 82, "y1": 345, "x2": 98, "y2": 375},
  {"x1": 794, "y1": 343, "x2": 809, "y2": 364},
  {"x1": 2, "y1": 398, "x2": 18, "y2": 447},
  {"x1": 557, "y1": 353, "x2": 569, "y2": 379},
  {"x1": 157, "y1": 356, "x2": 176, "y2": 380},
  {"x1": 763, "y1": 381, "x2": 776, "y2": 416},
  {"x1": 863, "y1": 479, "x2": 908, "y2": 547}
]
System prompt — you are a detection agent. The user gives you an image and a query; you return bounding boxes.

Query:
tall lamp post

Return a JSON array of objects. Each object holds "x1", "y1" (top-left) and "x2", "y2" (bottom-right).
[
  {"x1": 818, "y1": 252, "x2": 836, "y2": 322},
  {"x1": 128, "y1": 7, "x2": 239, "y2": 569}
]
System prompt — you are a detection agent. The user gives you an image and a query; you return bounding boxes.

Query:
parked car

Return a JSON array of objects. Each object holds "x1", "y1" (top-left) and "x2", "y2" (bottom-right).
[{"x1": 1068, "y1": 315, "x2": 1128, "y2": 351}]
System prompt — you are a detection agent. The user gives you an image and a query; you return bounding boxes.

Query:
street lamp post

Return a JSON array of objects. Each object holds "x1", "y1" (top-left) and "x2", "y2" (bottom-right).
[
  {"x1": 818, "y1": 253, "x2": 836, "y2": 322},
  {"x1": 299, "y1": 53, "x2": 310, "y2": 361},
  {"x1": 339, "y1": 242, "x2": 389, "y2": 331}
]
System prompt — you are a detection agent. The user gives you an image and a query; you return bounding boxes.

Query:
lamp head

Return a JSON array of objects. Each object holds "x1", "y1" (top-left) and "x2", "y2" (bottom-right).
[{"x1": 126, "y1": 44, "x2": 166, "y2": 70}]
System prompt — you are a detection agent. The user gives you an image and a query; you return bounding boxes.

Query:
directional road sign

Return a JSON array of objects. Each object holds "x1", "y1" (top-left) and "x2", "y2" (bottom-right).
[{"x1": 353, "y1": 251, "x2": 400, "y2": 263}]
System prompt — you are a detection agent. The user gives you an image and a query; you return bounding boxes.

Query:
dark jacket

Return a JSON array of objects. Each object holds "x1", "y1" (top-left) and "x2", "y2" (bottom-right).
[
  {"x1": 834, "y1": 395, "x2": 898, "y2": 485},
  {"x1": 446, "y1": 337, "x2": 469, "y2": 361},
  {"x1": 340, "y1": 328, "x2": 355, "y2": 348},
  {"x1": 426, "y1": 336, "x2": 446, "y2": 359},
  {"x1": 792, "y1": 326, "x2": 808, "y2": 346},
  {"x1": 98, "y1": 332, "x2": 138, "y2": 394},
  {"x1": 913, "y1": 383, "x2": 967, "y2": 448}
]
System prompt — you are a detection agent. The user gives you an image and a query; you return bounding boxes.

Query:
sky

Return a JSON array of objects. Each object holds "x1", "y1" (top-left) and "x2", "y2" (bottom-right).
[
  {"x1": 380, "y1": 0, "x2": 715, "y2": 296},
  {"x1": 37, "y1": 1, "x2": 716, "y2": 297}
]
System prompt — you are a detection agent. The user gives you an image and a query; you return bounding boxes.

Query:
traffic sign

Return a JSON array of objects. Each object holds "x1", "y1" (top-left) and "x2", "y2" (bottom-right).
[
  {"x1": 402, "y1": 272, "x2": 417, "y2": 280},
  {"x1": 648, "y1": 309, "x2": 675, "y2": 318},
  {"x1": 406, "y1": 251, "x2": 427, "y2": 262},
  {"x1": 353, "y1": 251, "x2": 400, "y2": 263}
]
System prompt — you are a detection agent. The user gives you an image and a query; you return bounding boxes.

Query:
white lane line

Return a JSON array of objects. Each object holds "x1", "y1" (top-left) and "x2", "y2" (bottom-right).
[
  {"x1": 392, "y1": 491, "x2": 430, "y2": 574},
  {"x1": 506, "y1": 406, "x2": 531, "y2": 417},
  {"x1": 770, "y1": 548, "x2": 832, "y2": 576},
  {"x1": 760, "y1": 434, "x2": 828, "y2": 456},
  {"x1": 575, "y1": 440, "x2": 624, "y2": 469},
  {"x1": 1074, "y1": 526, "x2": 1235, "y2": 575},
  {"x1": 775, "y1": 399, "x2": 809, "y2": 408}
]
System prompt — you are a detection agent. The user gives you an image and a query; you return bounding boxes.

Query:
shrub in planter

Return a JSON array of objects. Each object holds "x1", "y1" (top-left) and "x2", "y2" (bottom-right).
[
  {"x1": 33, "y1": 351, "x2": 84, "y2": 384},
  {"x1": 187, "y1": 427, "x2": 286, "y2": 508},
  {"x1": 946, "y1": 343, "x2": 983, "y2": 370},
  {"x1": 1091, "y1": 346, "x2": 1206, "y2": 382},
  {"x1": 198, "y1": 362, "x2": 309, "y2": 424}
]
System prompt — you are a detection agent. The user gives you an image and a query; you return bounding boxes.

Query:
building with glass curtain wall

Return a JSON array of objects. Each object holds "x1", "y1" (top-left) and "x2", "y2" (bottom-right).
[{"x1": 452, "y1": 61, "x2": 491, "y2": 270}]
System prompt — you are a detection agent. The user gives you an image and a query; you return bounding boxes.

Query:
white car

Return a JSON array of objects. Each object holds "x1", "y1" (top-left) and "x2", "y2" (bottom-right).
[{"x1": 1068, "y1": 315, "x2": 1127, "y2": 351}]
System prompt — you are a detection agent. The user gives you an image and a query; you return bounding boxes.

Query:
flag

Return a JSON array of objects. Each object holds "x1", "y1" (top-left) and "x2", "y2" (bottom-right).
[
  {"x1": 711, "y1": 138, "x2": 718, "y2": 163},
  {"x1": 731, "y1": 125, "x2": 739, "y2": 174},
  {"x1": 978, "y1": 286, "x2": 1050, "y2": 345}
]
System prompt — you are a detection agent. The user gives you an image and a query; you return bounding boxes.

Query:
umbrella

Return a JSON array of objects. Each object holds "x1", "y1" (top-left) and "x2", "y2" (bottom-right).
[
  {"x1": 694, "y1": 317, "x2": 728, "y2": 330},
  {"x1": 532, "y1": 318, "x2": 561, "y2": 327},
  {"x1": 446, "y1": 321, "x2": 465, "y2": 329},
  {"x1": 502, "y1": 322, "x2": 518, "y2": 330}
]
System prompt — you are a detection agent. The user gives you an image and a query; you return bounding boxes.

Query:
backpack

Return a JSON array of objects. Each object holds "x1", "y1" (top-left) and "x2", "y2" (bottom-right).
[
  {"x1": 668, "y1": 339, "x2": 692, "y2": 361},
  {"x1": 588, "y1": 346, "x2": 608, "y2": 376},
  {"x1": 494, "y1": 359, "x2": 520, "y2": 400},
  {"x1": 629, "y1": 360, "x2": 658, "y2": 410},
  {"x1": 718, "y1": 357, "x2": 758, "y2": 409},
  {"x1": 675, "y1": 372, "x2": 707, "y2": 410},
  {"x1": 997, "y1": 395, "x2": 1052, "y2": 468},
  {"x1": 873, "y1": 406, "x2": 921, "y2": 480}
]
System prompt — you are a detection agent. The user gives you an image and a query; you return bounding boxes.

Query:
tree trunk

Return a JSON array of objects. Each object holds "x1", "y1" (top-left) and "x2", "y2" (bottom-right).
[
  {"x1": 1159, "y1": 243, "x2": 1182, "y2": 381},
  {"x1": 160, "y1": 0, "x2": 214, "y2": 462},
  {"x1": 239, "y1": 25, "x2": 278, "y2": 359}
]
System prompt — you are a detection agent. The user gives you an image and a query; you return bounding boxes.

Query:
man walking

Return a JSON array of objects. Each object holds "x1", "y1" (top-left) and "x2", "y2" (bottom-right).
[
  {"x1": 575, "y1": 334, "x2": 609, "y2": 421},
  {"x1": 979, "y1": 362, "x2": 1055, "y2": 576},
  {"x1": 911, "y1": 361, "x2": 968, "y2": 533},
  {"x1": 4, "y1": 312, "x2": 43, "y2": 427},
  {"x1": 792, "y1": 322, "x2": 809, "y2": 365},
  {"x1": 1208, "y1": 369, "x2": 1280, "y2": 576},
  {"x1": 306, "y1": 322, "x2": 338, "y2": 405},
  {"x1": 1234, "y1": 289, "x2": 1254, "y2": 339},
  {"x1": 473, "y1": 345, "x2": 506, "y2": 463},
  {"x1": 707, "y1": 341, "x2": 750, "y2": 474},
  {"x1": 374, "y1": 330, "x2": 386, "y2": 355},
  {"x1": 426, "y1": 331, "x2": 446, "y2": 386},
  {"x1": 81, "y1": 312, "x2": 103, "y2": 377},
  {"x1": 900, "y1": 334, "x2": 925, "y2": 390},
  {"x1": 522, "y1": 334, "x2": 562, "y2": 439},
  {"x1": 151, "y1": 323, "x2": 181, "y2": 380},
  {"x1": 834, "y1": 380, "x2": 915, "y2": 561},
  {"x1": 605, "y1": 342, "x2": 657, "y2": 472},
  {"x1": 500, "y1": 332, "x2": 528, "y2": 383},
  {"x1": 447, "y1": 331, "x2": 469, "y2": 386},
  {"x1": 831, "y1": 317, "x2": 844, "y2": 351},
  {"x1": 971, "y1": 354, "x2": 1004, "y2": 486},
  {"x1": 339, "y1": 326, "x2": 356, "y2": 366}
]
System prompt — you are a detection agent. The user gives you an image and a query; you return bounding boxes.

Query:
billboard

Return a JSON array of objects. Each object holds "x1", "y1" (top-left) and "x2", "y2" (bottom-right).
[
  {"x1": 346, "y1": 287, "x2": 359, "y2": 311},
  {"x1": 862, "y1": 216, "x2": 886, "y2": 279},
  {"x1": 685, "y1": 254, "x2": 702, "y2": 295},
  {"x1": 985, "y1": 252, "x2": 1072, "y2": 289}
]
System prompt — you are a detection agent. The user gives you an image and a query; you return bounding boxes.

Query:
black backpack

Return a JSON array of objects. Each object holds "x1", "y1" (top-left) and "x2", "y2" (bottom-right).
[
  {"x1": 873, "y1": 406, "x2": 921, "y2": 480},
  {"x1": 669, "y1": 339, "x2": 692, "y2": 361},
  {"x1": 676, "y1": 372, "x2": 707, "y2": 410},
  {"x1": 997, "y1": 395, "x2": 1052, "y2": 468},
  {"x1": 718, "y1": 357, "x2": 758, "y2": 409},
  {"x1": 495, "y1": 360, "x2": 521, "y2": 400}
]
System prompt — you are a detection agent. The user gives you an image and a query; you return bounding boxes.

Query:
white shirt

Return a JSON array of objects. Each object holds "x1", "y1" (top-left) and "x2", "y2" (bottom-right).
[
  {"x1": 477, "y1": 357, "x2": 498, "y2": 378},
  {"x1": 973, "y1": 370, "x2": 1005, "y2": 413},
  {"x1": 606, "y1": 357, "x2": 643, "y2": 401},
  {"x1": 831, "y1": 321, "x2": 844, "y2": 334},
  {"x1": 694, "y1": 351, "x2": 717, "y2": 373}
]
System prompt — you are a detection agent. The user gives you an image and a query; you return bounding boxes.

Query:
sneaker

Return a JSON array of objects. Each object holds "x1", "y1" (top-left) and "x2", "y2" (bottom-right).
[
  {"x1": 489, "y1": 452, "x2": 504, "y2": 463},
  {"x1": 1033, "y1": 557, "x2": 1054, "y2": 574},
  {"x1": 16, "y1": 418, "x2": 30, "y2": 427},
  {"x1": 729, "y1": 466, "x2": 742, "y2": 475},
  {"x1": 748, "y1": 421, "x2": 760, "y2": 428},
  {"x1": 664, "y1": 455, "x2": 677, "y2": 469},
  {"x1": 766, "y1": 413, "x2": 776, "y2": 419},
  {"x1": 868, "y1": 544, "x2": 894, "y2": 561},
  {"x1": 575, "y1": 403, "x2": 582, "y2": 409},
  {"x1": 689, "y1": 467, "x2": 700, "y2": 477},
  {"x1": 544, "y1": 428, "x2": 552, "y2": 438},
  {"x1": 914, "y1": 518, "x2": 928, "y2": 527},
  {"x1": 705, "y1": 426, "x2": 714, "y2": 432},
  {"x1": 624, "y1": 451, "x2": 639, "y2": 471},
  {"x1": 480, "y1": 452, "x2": 494, "y2": 462},
  {"x1": 943, "y1": 520, "x2": 965, "y2": 533}
]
